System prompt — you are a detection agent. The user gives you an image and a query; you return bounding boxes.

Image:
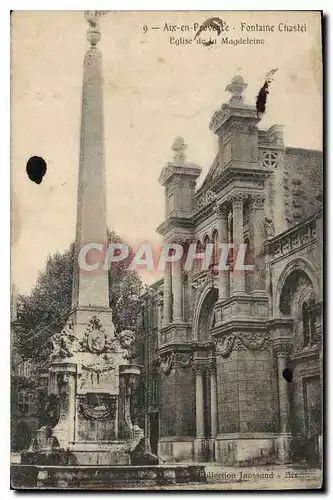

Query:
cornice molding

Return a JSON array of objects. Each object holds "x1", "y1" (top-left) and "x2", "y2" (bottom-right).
[
  {"x1": 156, "y1": 216, "x2": 195, "y2": 236},
  {"x1": 290, "y1": 344, "x2": 320, "y2": 362},
  {"x1": 158, "y1": 164, "x2": 202, "y2": 186},
  {"x1": 210, "y1": 163, "x2": 272, "y2": 195},
  {"x1": 211, "y1": 317, "x2": 269, "y2": 337}
]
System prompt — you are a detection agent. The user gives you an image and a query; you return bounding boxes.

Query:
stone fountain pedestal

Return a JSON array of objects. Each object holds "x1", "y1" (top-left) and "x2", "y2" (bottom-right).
[
  {"x1": 16, "y1": 316, "x2": 207, "y2": 489},
  {"x1": 22, "y1": 315, "x2": 144, "y2": 467}
]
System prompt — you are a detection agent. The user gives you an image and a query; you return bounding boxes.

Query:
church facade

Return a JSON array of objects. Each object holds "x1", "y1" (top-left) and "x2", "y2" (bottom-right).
[{"x1": 135, "y1": 75, "x2": 323, "y2": 466}]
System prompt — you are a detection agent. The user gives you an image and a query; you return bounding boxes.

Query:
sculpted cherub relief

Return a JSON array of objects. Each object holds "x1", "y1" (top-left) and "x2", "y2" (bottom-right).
[
  {"x1": 50, "y1": 321, "x2": 80, "y2": 360},
  {"x1": 118, "y1": 329, "x2": 136, "y2": 359}
]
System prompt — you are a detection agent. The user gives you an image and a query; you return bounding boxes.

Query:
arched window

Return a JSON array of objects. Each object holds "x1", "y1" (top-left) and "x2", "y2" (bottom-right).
[
  {"x1": 228, "y1": 213, "x2": 233, "y2": 243},
  {"x1": 302, "y1": 301, "x2": 310, "y2": 347},
  {"x1": 278, "y1": 269, "x2": 318, "y2": 351},
  {"x1": 203, "y1": 235, "x2": 210, "y2": 250},
  {"x1": 203, "y1": 235, "x2": 212, "y2": 270},
  {"x1": 209, "y1": 309, "x2": 216, "y2": 329},
  {"x1": 197, "y1": 288, "x2": 218, "y2": 342},
  {"x1": 244, "y1": 237, "x2": 251, "y2": 263},
  {"x1": 194, "y1": 240, "x2": 203, "y2": 274},
  {"x1": 309, "y1": 298, "x2": 317, "y2": 344}
]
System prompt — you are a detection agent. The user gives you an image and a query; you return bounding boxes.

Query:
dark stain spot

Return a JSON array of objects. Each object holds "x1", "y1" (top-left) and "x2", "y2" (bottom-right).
[
  {"x1": 194, "y1": 17, "x2": 226, "y2": 40},
  {"x1": 256, "y1": 68, "x2": 278, "y2": 117},
  {"x1": 26, "y1": 156, "x2": 47, "y2": 185},
  {"x1": 202, "y1": 39, "x2": 215, "y2": 47},
  {"x1": 282, "y1": 367, "x2": 293, "y2": 383}
]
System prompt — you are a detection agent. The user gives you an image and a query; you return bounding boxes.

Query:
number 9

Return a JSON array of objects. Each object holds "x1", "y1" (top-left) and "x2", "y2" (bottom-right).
[{"x1": 143, "y1": 25, "x2": 148, "y2": 34}]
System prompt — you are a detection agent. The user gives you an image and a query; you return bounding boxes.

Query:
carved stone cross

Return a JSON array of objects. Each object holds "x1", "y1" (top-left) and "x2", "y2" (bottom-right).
[{"x1": 171, "y1": 136, "x2": 187, "y2": 165}]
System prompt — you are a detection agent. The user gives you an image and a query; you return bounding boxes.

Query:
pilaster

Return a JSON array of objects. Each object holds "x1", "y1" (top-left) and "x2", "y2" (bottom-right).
[
  {"x1": 172, "y1": 253, "x2": 183, "y2": 323},
  {"x1": 192, "y1": 359, "x2": 209, "y2": 462},
  {"x1": 273, "y1": 341, "x2": 293, "y2": 434},
  {"x1": 250, "y1": 194, "x2": 266, "y2": 294},
  {"x1": 208, "y1": 362, "x2": 218, "y2": 440},
  {"x1": 216, "y1": 203, "x2": 229, "y2": 300},
  {"x1": 162, "y1": 263, "x2": 172, "y2": 327},
  {"x1": 231, "y1": 194, "x2": 246, "y2": 296}
]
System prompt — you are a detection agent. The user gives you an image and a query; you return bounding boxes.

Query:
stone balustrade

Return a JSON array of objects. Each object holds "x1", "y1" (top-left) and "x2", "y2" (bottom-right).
[{"x1": 265, "y1": 213, "x2": 319, "y2": 262}]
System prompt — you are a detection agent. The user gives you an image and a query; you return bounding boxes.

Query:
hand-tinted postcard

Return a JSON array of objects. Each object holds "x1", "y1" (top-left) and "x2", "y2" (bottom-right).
[{"x1": 11, "y1": 11, "x2": 323, "y2": 490}]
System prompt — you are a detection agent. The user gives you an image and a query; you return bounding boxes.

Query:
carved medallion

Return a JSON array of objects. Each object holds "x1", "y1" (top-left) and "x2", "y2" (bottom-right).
[
  {"x1": 87, "y1": 329, "x2": 105, "y2": 354},
  {"x1": 84, "y1": 316, "x2": 107, "y2": 354}
]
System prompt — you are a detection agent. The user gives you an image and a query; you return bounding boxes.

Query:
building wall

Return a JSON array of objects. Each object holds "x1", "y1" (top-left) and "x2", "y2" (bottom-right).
[
  {"x1": 160, "y1": 365, "x2": 195, "y2": 438},
  {"x1": 11, "y1": 358, "x2": 41, "y2": 451},
  {"x1": 139, "y1": 76, "x2": 323, "y2": 465},
  {"x1": 135, "y1": 281, "x2": 162, "y2": 446},
  {"x1": 217, "y1": 348, "x2": 278, "y2": 435},
  {"x1": 284, "y1": 148, "x2": 323, "y2": 226}
]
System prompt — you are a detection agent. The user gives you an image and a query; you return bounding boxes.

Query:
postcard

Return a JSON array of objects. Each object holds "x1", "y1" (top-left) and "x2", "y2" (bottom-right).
[{"x1": 11, "y1": 10, "x2": 323, "y2": 490}]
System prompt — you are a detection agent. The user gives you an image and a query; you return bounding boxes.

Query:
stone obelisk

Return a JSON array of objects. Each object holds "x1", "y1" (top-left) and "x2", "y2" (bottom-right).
[
  {"x1": 70, "y1": 11, "x2": 114, "y2": 335},
  {"x1": 42, "y1": 12, "x2": 141, "y2": 465}
]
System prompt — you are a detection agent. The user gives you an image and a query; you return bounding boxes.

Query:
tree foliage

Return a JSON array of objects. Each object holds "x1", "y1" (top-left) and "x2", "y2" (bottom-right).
[{"x1": 14, "y1": 231, "x2": 143, "y2": 363}]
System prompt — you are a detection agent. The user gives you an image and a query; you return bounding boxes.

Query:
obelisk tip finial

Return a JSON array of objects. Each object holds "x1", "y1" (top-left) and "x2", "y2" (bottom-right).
[{"x1": 84, "y1": 10, "x2": 104, "y2": 46}]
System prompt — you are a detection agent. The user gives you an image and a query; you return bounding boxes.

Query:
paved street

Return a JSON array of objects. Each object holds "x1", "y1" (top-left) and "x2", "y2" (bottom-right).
[
  {"x1": 118, "y1": 464, "x2": 322, "y2": 491},
  {"x1": 10, "y1": 455, "x2": 322, "y2": 491}
]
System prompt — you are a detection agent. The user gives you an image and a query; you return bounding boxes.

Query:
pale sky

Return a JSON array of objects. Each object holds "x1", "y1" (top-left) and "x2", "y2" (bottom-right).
[{"x1": 11, "y1": 11, "x2": 322, "y2": 294}]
